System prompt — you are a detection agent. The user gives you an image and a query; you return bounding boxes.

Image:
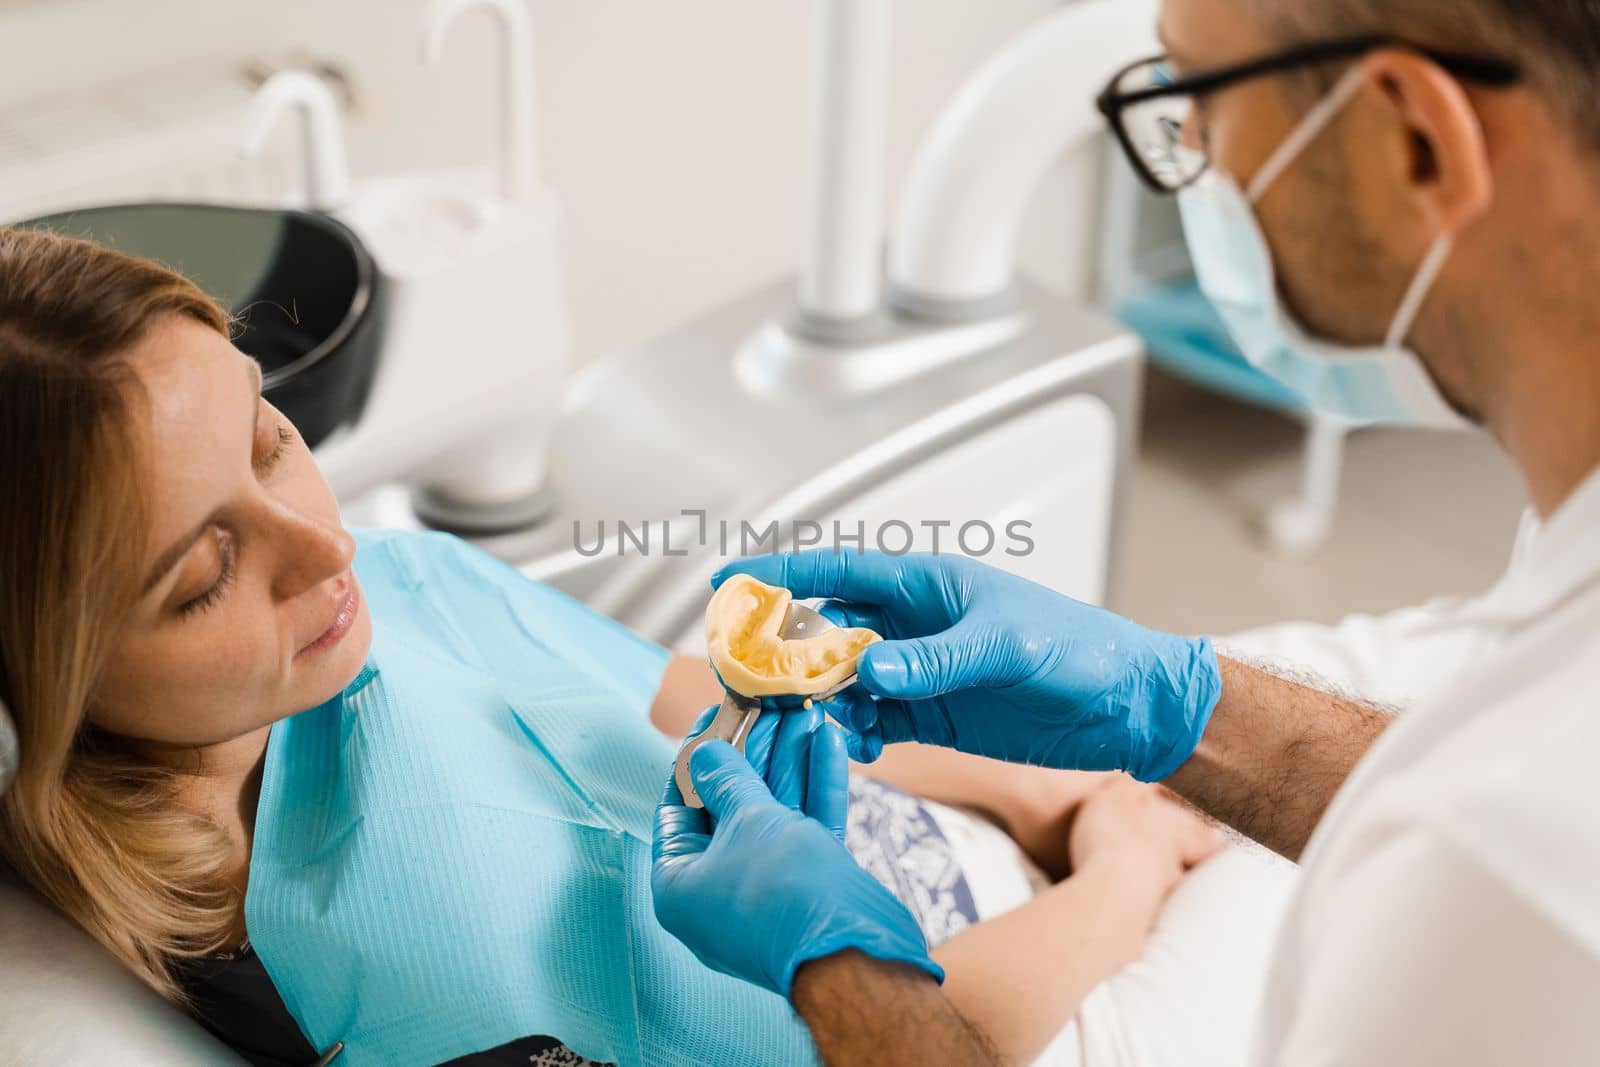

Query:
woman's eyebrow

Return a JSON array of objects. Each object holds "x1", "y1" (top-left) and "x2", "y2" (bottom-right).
[
  {"x1": 142, "y1": 516, "x2": 217, "y2": 595},
  {"x1": 141, "y1": 360, "x2": 264, "y2": 596}
]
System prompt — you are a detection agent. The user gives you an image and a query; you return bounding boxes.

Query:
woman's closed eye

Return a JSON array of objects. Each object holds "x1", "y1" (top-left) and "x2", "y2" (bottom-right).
[
  {"x1": 176, "y1": 424, "x2": 296, "y2": 619},
  {"x1": 254, "y1": 425, "x2": 296, "y2": 476},
  {"x1": 178, "y1": 529, "x2": 237, "y2": 618}
]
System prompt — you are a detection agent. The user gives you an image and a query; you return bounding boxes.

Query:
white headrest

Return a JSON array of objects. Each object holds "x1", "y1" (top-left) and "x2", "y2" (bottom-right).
[{"x1": 0, "y1": 872, "x2": 242, "y2": 1064}]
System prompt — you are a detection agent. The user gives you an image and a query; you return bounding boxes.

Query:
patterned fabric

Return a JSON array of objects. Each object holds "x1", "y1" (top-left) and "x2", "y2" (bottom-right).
[
  {"x1": 521, "y1": 1040, "x2": 609, "y2": 1066},
  {"x1": 844, "y1": 777, "x2": 980, "y2": 947}
]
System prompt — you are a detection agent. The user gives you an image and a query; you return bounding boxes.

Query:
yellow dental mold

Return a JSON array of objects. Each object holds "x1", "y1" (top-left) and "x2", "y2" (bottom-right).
[{"x1": 706, "y1": 574, "x2": 881, "y2": 698}]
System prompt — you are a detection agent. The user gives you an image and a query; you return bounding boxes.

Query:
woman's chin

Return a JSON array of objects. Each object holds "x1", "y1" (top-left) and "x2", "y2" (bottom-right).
[{"x1": 294, "y1": 591, "x2": 374, "y2": 710}]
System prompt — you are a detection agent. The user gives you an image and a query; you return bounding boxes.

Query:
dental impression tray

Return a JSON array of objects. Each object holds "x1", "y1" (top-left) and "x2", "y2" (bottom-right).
[
  {"x1": 674, "y1": 574, "x2": 880, "y2": 808},
  {"x1": 706, "y1": 574, "x2": 880, "y2": 698}
]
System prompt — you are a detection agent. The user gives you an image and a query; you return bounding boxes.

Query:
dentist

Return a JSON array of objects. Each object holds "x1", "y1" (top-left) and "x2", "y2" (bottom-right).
[{"x1": 654, "y1": 0, "x2": 1600, "y2": 1063}]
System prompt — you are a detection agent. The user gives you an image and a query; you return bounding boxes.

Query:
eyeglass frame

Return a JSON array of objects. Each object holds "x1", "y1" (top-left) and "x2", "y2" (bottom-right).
[{"x1": 1096, "y1": 35, "x2": 1521, "y2": 194}]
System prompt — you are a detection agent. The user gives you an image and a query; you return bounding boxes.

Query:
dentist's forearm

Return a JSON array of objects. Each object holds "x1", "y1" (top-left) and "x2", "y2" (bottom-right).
[
  {"x1": 792, "y1": 951, "x2": 1000, "y2": 1067},
  {"x1": 1165, "y1": 657, "x2": 1393, "y2": 861}
]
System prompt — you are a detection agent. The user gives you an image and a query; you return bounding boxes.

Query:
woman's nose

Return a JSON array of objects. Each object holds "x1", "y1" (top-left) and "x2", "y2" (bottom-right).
[{"x1": 271, "y1": 507, "x2": 356, "y2": 601}]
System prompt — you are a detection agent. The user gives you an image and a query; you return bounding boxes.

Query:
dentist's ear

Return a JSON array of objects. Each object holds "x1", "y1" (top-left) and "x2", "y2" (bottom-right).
[{"x1": 1364, "y1": 49, "x2": 1496, "y2": 235}]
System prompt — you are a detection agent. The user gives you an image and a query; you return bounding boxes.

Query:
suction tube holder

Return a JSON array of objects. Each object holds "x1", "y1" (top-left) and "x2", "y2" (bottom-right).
[
  {"x1": 422, "y1": 0, "x2": 540, "y2": 202},
  {"x1": 242, "y1": 71, "x2": 353, "y2": 212}
]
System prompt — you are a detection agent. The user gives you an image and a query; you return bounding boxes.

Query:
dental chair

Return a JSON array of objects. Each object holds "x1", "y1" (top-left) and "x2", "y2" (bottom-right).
[
  {"x1": 0, "y1": 702, "x2": 233, "y2": 1063},
  {"x1": 0, "y1": 871, "x2": 241, "y2": 1066}
]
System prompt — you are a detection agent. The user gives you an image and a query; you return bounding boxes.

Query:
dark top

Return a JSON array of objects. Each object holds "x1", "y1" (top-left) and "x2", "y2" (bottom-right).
[{"x1": 177, "y1": 948, "x2": 608, "y2": 1067}]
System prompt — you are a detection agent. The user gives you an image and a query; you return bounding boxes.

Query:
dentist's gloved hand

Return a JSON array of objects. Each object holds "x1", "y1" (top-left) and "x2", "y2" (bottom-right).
[
  {"x1": 713, "y1": 550, "x2": 1222, "y2": 783},
  {"x1": 652, "y1": 707, "x2": 943, "y2": 1000}
]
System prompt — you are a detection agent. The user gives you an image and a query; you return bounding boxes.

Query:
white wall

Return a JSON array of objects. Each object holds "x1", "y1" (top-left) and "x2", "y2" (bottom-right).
[{"x1": 0, "y1": 0, "x2": 1102, "y2": 363}]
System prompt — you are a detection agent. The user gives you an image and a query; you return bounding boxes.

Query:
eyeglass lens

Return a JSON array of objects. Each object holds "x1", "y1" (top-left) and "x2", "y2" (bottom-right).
[{"x1": 1115, "y1": 59, "x2": 1208, "y2": 189}]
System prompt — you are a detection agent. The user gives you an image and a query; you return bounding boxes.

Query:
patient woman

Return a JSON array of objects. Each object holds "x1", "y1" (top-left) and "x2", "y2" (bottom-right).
[{"x1": 0, "y1": 229, "x2": 1232, "y2": 1067}]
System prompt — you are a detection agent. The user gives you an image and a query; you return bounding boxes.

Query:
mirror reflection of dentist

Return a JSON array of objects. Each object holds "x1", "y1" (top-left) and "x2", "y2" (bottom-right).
[{"x1": 654, "y1": 0, "x2": 1600, "y2": 1063}]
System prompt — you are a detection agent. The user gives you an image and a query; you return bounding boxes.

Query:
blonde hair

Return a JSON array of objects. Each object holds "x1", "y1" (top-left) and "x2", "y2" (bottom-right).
[{"x1": 0, "y1": 226, "x2": 238, "y2": 1002}]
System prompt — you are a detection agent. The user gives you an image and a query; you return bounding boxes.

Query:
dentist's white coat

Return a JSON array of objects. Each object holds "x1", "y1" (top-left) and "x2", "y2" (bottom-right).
[{"x1": 1222, "y1": 469, "x2": 1600, "y2": 1066}]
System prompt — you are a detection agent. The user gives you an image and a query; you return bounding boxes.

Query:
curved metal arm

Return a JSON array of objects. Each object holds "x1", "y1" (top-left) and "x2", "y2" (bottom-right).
[
  {"x1": 887, "y1": 0, "x2": 1157, "y2": 318},
  {"x1": 421, "y1": 0, "x2": 540, "y2": 202}
]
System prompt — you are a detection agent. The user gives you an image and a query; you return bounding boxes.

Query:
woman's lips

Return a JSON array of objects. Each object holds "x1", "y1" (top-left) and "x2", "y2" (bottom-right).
[{"x1": 299, "y1": 582, "x2": 361, "y2": 657}]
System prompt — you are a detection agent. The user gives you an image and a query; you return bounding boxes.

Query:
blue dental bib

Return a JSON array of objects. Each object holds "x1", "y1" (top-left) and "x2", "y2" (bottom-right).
[{"x1": 244, "y1": 529, "x2": 818, "y2": 1066}]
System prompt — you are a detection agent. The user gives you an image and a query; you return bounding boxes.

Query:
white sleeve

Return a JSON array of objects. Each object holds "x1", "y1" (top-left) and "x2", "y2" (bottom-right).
[
  {"x1": 1272, "y1": 830, "x2": 1600, "y2": 1067},
  {"x1": 1215, "y1": 599, "x2": 1474, "y2": 709},
  {"x1": 1217, "y1": 512, "x2": 1536, "y2": 709}
]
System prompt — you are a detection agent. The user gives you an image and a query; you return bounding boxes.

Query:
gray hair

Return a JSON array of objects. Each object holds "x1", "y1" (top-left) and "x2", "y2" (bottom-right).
[{"x1": 1256, "y1": 1, "x2": 1600, "y2": 144}]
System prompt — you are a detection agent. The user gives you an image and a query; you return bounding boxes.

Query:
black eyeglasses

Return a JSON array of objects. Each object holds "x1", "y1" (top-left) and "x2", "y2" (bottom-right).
[{"x1": 1097, "y1": 35, "x2": 1521, "y2": 194}]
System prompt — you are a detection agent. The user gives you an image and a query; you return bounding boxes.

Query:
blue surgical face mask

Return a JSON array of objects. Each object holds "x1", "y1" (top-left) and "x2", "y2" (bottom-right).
[{"x1": 1177, "y1": 67, "x2": 1467, "y2": 428}]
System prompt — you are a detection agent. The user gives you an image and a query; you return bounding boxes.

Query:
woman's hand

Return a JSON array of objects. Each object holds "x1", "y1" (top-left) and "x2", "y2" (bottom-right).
[
  {"x1": 994, "y1": 770, "x2": 1103, "y2": 883},
  {"x1": 930, "y1": 776, "x2": 1220, "y2": 1065},
  {"x1": 1067, "y1": 776, "x2": 1220, "y2": 927}
]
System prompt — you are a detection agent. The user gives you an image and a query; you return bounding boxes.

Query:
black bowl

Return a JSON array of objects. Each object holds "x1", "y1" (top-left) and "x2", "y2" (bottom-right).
[{"x1": 13, "y1": 203, "x2": 385, "y2": 449}]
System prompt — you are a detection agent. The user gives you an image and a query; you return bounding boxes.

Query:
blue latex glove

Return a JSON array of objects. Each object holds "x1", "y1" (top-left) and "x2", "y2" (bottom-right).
[
  {"x1": 713, "y1": 550, "x2": 1222, "y2": 783},
  {"x1": 686, "y1": 702, "x2": 845, "y2": 831},
  {"x1": 652, "y1": 706, "x2": 943, "y2": 999}
]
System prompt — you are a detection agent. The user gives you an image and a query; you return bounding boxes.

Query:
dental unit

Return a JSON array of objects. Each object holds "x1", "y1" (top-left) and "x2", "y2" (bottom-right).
[
  {"x1": 344, "y1": 0, "x2": 1160, "y2": 654},
  {"x1": 12, "y1": 0, "x2": 567, "y2": 537},
  {"x1": 246, "y1": 0, "x2": 569, "y2": 534}
]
